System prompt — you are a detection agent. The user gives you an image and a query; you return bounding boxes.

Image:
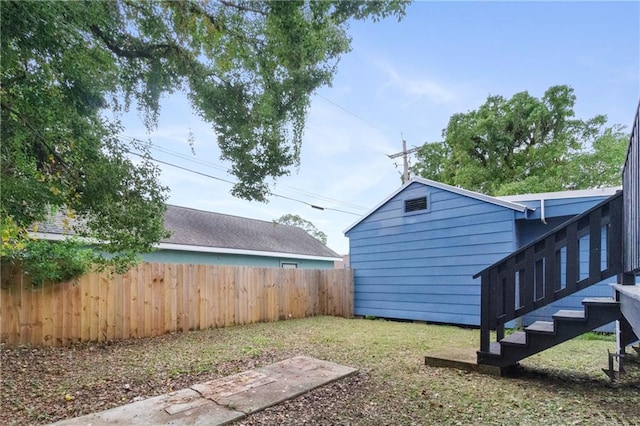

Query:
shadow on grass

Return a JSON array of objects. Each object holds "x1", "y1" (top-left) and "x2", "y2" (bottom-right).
[{"x1": 505, "y1": 351, "x2": 640, "y2": 391}]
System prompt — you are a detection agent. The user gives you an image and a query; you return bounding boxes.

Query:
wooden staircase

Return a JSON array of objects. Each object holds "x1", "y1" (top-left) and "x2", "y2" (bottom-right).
[
  {"x1": 479, "y1": 297, "x2": 621, "y2": 367},
  {"x1": 476, "y1": 100, "x2": 639, "y2": 370},
  {"x1": 475, "y1": 192, "x2": 625, "y2": 368}
]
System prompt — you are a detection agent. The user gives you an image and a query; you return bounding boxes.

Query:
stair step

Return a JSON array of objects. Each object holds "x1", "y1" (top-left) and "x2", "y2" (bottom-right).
[
  {"x1": 525, "y1": 321, "x2": 555, "y2": 334},
  {"x1": 553, "y1": 310, "x2": 585, "y2": 321},
  {"x1": 582, "y1": 297, "x2": 618, "y2": 306},
  {"x1": 500, "y1": 331, "x2": 527, "y2": 346}
]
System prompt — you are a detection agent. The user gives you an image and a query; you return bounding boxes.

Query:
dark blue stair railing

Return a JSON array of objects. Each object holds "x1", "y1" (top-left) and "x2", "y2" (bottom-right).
[
  {"x1": 476, "y1": 100, "x2": 639, "y2": 360},
  {"x1": 475, "y1": 193, "x2": 623, "y2": 355}
]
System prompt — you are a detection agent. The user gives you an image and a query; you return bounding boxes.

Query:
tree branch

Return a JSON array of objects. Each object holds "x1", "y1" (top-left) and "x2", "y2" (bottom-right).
[
  {"x1": 218, "y1": 0, "x2": 267, "y2": 16},
  {"x1": 89, "y1": 25, "x2": 172, "y2": 60},
  {"x1": 1, "y1": 100, "x2": 69, "y2": 170},
  {"x1": 183, "y1": 1, "x2": 226, "y2": 32},
  {"x1": 190, "y1": 1, "x2": 267, "y2": 49}
]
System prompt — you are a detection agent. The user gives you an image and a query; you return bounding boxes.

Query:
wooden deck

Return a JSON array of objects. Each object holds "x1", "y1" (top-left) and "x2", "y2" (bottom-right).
[{"x1": 613, "y1": 284, "x2": 640, "y2": 339}]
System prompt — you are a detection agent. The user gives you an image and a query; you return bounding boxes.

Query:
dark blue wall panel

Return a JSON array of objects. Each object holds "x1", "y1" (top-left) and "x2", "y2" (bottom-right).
[
  {"x1": 513, "y1": 195, "x2": 614, "y2": 220},
  {"x1": 516, "y1": 213, "x2": 617, "y2": 332}
]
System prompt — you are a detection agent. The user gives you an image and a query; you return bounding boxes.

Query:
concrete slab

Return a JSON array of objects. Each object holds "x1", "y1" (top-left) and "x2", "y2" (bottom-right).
[
  {"x1": 214, "y1": 356, "x2": 358, "y2": 414},
  {"x1": 424, "y1": 348, "x2": 503, "y2": 376},
  {"x1": 50, "y1": 388, "x2": 244, "y2": 426},
  {"x1": 50, "y1": 356, "x2": 357, "y2": 426}
]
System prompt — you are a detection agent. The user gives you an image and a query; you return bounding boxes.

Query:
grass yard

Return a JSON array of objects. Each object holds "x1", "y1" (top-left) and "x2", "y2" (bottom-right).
[{"x1": 1, "y1": 316, "x2": 639, "y2": 425}]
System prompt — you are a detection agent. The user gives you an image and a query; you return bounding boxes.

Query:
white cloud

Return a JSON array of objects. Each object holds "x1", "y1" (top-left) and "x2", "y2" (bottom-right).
[{"x1": 373, "y1": 58, "x2": 456, "y2": 104}]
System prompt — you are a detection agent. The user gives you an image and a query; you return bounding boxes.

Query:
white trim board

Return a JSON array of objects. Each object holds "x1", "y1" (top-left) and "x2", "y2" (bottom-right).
[
  {"x1": 157, "y1": 242, "x2": 342, "y2": 262},
  {"x1": 498, "y1": 187, "x2": 620, "y2": 202}
]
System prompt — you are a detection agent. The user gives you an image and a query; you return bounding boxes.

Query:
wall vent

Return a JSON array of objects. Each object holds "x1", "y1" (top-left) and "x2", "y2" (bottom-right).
[{"x1": 405, "y1": 197, "x2": 427, "y2": 213}]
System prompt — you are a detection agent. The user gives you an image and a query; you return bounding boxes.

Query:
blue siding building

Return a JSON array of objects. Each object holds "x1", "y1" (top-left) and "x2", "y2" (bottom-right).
[{"x1": 345, "y1": 178, "x2": 620, "y2": 327}]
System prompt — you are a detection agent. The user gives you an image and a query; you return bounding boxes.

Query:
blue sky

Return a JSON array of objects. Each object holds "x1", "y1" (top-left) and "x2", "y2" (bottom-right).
[{"x1": 121, "y1": 1, "x2": 639, "y2": 255}]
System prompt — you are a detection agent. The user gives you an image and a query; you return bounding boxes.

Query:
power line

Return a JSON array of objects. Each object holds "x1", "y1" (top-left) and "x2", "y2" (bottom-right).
[
  {"x1": 127, "y1": 149, "x2": 237, "y2": 185},
  {"x1": 270, "y1": 193, "x2": 361, "y2": 215},
  {"x1": 120, "y1": 135, "x2": 229, "y2": 172},
  {"x1": 121, "y1": 93, "x2": 397, "y2": 212},
  {"x1": 316, "y1": 93, "x2": 395, "y2": 137},
  {"x1": 124, "y1": 148, "x2": 363, "y2": 216},
  {"x1": 387, "y1": 137, "x2": 420, "y2": 184},
  {"x1": 151, "y1": 145, "x2": 229, "y2": 173},
  {"x1": 121, "y1": 134, "x2": 368, "y2": 211},
  {"x1": 283, "y1": 185, "x2": 367, "y2": 211}
]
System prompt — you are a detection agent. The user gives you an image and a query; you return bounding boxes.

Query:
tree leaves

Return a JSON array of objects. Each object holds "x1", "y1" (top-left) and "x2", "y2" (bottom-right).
[
  {"x1": 412, "y1": 85, "x2": 627, "y2": 195},
  {"x1": 274, "y1": 214, "x2": 328, "y2": 244},
  {"x1": 1, "y1": 1, "x2": 405, "y2": 275}
]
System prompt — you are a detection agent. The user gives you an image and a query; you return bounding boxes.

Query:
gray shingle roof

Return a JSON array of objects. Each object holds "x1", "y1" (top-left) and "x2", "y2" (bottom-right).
[
  {"x1": 35, "y1": 205, "x2": 339, "y2": 259},
  {"x1": 162, "y1": 205, "x2": 339, "y2": 258}
]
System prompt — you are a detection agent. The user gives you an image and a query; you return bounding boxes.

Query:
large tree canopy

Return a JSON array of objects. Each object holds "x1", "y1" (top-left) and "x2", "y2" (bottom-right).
[
  {"x1": 412, "y1": 85, "x2": 628, "y2": 196},
  {"x1": 1, "y1": 1, "x2": 406, "y2": 278}
]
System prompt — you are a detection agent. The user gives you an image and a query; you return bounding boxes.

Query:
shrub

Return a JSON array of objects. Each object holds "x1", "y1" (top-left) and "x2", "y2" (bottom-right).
[{"x1": 7, "y1": 239, "x2": 94, "y2": 286}]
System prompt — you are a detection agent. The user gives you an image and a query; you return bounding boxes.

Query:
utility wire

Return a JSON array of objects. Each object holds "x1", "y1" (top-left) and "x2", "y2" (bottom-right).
[
  {"x1": 125, "y1": 148, "x2": 363, "y2": 216},
  {"x1": 315, "y1": 95, "x2": 409, "y2": 163},
  {"x1": 152, "y1": 145, "x2": 229, "y2": 173},
  {"x1": 120, "y1": 135, "x2": 229, "y2": 172},
  {"x1": 122, "y1": 93, "x2": 396, "y2": 211},
  {"x1": 128, "y1": 149, "x2": 237, "y2": 185},
  {"x1": 270, "y1": 193, "x2": 361, "y2": 215},
  {"x1": 121, "y1": 134, "x2": 368, "y2": 211},
  {"x1": 316, "y1": 93, "x2": 396, "y2": 138},
  {"x1": 283, "y1": 185, "x2": 367, "y2": 211}
]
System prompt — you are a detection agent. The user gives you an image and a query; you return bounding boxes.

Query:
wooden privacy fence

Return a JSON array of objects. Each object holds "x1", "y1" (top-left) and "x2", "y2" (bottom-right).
[{"x1": 0, "y1": 262, "x2": 353, "y2": 347}]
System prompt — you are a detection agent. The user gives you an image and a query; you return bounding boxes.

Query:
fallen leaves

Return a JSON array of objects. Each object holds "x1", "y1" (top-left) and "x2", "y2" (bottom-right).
[{"x1": 1, "y1": 317, "x2": 640, "y2": 425}]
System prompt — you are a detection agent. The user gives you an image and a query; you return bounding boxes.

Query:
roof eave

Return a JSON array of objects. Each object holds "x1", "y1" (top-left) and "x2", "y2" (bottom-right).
[
  {"x1": 158, "y1": 243, "x2": 342, "y2": 262},
  {"x1": 344, "y1": 178, "x2": 531, "y2": 235},
  {"x1": 28, "y1": 232, "x2": 341, "y2": 262},
  {"x1": 497, "y1": 186, "x2": 622, "y2": 202}
]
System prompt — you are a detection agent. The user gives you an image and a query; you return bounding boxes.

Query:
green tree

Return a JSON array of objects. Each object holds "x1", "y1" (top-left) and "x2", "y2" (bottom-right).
[
  {"x1": 412, "y1": 85, "x2": 627, "y2": 196},
  {"x1": 1, "y1": 1, "x2": 406, "y2": 279},
  {"x1": 410, "y1": 141, "x2": 451, "y2": 184},
  {"x1": 274, "y1": 214, "x2": 328, "y2": 244},
  {"x1": 562, "y1": 125, "x2": 629, "y2": 190}
]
